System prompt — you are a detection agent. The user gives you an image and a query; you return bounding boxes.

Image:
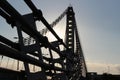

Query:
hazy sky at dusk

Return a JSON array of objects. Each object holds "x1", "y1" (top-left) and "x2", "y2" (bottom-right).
[{"x1": 0, "y1": 0, "x2": 120, "y2": 74}]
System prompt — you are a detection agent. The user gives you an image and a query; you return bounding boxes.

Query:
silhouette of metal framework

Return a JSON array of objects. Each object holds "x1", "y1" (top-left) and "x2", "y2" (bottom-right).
[{"x1": 0, "y1": 0, "x2": 87, "y2": 80}]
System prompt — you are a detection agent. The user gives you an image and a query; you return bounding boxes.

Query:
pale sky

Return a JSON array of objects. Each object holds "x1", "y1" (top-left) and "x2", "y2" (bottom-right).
[{"x1": 0, "y1": 0, "x2": 120, "y2": 74}]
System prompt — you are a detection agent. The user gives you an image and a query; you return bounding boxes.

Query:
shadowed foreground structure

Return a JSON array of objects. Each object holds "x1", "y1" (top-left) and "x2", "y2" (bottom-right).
[
  {"x1": 1, "y1": 0, "x2": 120, "y2": 80},
  {"x1": 0, "y1": 0, "x2": 87, "y2": 80}
]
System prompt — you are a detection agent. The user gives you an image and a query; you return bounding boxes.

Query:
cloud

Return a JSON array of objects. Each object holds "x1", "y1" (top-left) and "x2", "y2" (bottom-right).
[{"x1": 86, "y1": 62, "x2": 120, "y2": 74}]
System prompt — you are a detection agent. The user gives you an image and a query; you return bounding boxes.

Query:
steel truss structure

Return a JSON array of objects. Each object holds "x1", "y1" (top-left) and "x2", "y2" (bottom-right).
[{"x1": 0, "y1": 0, "x2": 87, "y2": 80}]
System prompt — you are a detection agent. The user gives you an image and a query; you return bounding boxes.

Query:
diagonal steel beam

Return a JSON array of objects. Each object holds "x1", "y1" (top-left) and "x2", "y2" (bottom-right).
[
  {"x1": 0, "y1": 0, "x2": 64, "y2": 58},
  {"x1": 24, "y1": 0, "x2": 68, "y2": 49}
]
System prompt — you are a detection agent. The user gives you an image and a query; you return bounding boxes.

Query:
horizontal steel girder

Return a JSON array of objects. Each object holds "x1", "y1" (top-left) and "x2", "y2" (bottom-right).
[
  {"x1": 0, "y1": 35, "x2": 19, "y2": 50},
  {"x1": 0, "y1": 43, "x2": 65, "y2": 72}
]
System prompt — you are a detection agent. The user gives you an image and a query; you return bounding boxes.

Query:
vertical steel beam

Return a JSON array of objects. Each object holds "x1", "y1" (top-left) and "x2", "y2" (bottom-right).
[
  {"x1": 65, "y1": 7, "x2": 75, "y2": 79},
  {"x1": 66, "y1": 7, "x2": 75, "y2": 52},
  {"x1": 16, "y1": 23, "x2": 31, "y2": 80}
]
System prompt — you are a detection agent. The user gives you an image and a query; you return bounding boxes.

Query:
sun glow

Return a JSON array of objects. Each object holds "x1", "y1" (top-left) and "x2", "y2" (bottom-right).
[{"x1": 46, "y1": 26, "x2": 66, "y2": 42}]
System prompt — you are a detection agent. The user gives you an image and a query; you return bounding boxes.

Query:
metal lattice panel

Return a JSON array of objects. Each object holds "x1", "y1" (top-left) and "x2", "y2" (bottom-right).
[{"x1": 0, "y1": 0, "x2": 87, "y2": 80}]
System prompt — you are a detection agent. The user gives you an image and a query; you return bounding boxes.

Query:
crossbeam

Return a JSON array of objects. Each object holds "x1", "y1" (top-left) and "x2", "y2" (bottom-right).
[{"x1": 0, "y1": 43, "x2": 65, "y2": 71}]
